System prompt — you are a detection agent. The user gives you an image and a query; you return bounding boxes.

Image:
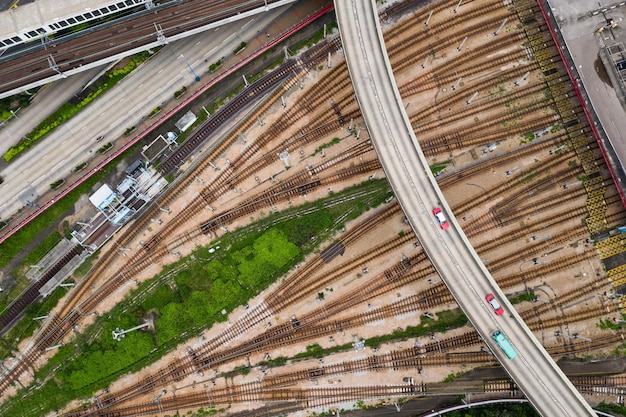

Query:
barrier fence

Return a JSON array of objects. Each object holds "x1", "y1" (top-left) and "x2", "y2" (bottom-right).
[{"x1": 0, "y1": 3, "x2": 335, "y2": 246}]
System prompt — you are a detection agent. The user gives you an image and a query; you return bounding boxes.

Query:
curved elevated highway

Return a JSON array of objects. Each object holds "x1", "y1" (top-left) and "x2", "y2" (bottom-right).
[{"x1": 334, "y1": 1, "x2": 596, "y2": 416}]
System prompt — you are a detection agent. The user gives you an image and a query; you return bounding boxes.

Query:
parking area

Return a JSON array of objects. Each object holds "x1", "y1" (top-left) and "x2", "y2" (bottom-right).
[{"x1": 546, "y1": 0, "x2": 626, "y2": 198}]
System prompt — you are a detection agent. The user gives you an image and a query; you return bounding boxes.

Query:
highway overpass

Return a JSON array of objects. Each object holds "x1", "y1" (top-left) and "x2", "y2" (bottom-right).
[{"x1": 333, "y1": 0, "x2": 597, "y2": 415}]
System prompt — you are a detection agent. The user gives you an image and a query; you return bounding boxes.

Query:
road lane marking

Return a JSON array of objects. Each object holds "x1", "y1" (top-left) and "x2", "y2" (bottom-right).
[{"x1": 204, "y1": 46, "x2": 217, "y2": 58}]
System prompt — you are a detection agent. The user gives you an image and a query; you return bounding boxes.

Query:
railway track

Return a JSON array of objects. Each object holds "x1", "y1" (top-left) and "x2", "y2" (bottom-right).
[
  {"x1": 0, "y1": 245, "x2": 82, "y2": 332},
  {"x1": 0, "y1": 0, "x2": 299, "y2": 95},
  {"x1": 66, "y1": 204, "x2": 415, "y2": 415},
  {"x1": 4, "y1": 0, "x2": 621, "y2": 415},
  {"x1": 0, "y1": 37, "x2": 352, "y2": 394},
  {"x1": 71, "y1": 343, "x2": 626, "y2": 417}
]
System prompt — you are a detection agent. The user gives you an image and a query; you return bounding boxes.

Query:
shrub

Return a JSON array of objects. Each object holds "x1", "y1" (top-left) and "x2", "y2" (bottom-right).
[
  {"x1": 233, "y1": 42, "x2": 247, "y2": 55},
  {"x1": 148, "y1": 107, "x2": 161, "y2": 118},
  {"x1": 50, "y1": 180, "x2": 64, "y2": 190},
  {"x1": 208, "y1": 61, "x2": 221, "y2": 72},
  {"x1": 174, "y1": 86, "x2": 187, "y2": 99},
  {"x1": 74, "y1": 162, "x2": 88, "y2": 172}
]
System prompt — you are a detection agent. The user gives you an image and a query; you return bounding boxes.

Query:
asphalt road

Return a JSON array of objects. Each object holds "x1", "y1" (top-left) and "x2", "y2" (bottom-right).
[
  {"x1": 0, "y1": 66, "x2": 104, "y2": 157},
  {"x1": 0, "y1": 0, "x2": 297, "y2": 98},
  {"x1": 334, "y1": 0, "x2": 597, "y2": 416},
  {"x1": 547, "y1": 0, "x2": 626, "y2": 175},
  {"x1": 0, "y1": 6, "x2": 288, "y2": 219}
]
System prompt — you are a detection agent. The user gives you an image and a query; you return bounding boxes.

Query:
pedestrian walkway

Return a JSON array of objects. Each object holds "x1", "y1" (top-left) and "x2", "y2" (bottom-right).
[{"x1": 0, "y1": 0, "x2": 331, "y2": 241}]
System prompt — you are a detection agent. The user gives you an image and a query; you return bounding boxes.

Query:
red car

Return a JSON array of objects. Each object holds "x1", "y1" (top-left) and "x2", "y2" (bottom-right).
[
  {"x1": 432, "y1": 207, "x2": 449, "y2": 230},
  {"x1": 486, "y1": 293, "x2": 504, "y2": 316}
]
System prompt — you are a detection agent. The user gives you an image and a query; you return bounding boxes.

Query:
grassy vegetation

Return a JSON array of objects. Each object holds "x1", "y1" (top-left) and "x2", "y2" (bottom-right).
[
  {"x1": 312, "y1": 137, "x2": 341, "y2": 156},
  {"x1": 0, "y1": 179, "x2": 392, "y2": 416},
  {"x1": 508, "y1": 290, "x2": 535, "y2": 305},
  {"x1": 438, "y1": 403, "x2": 540, "y2": 416},
  {"x1": 289, "y1": 21, "x2": 338, "y2": 56},
  {"x1": 0, "y1": 231, "x2": 63, "y2": 316},
  {"x1": 148, "y1": 106, "x2": 161, "y2": 118},
  {"x1": 430, "y1": 161, "x2": 450, "y2": 175},
  {"x1": 49, "y1": 180, "x2": 64, "y2": 190},
  {"x1": 2, "y1": 51, "x2": 154, "y2": 162},
  {"x1": 0, "y1": 280, "x2": 71, "y2": 359},
  {"x1": 0, "y1": 90, "x2": 38, "y2": 122},
  {"x1": 365, "y1": 308, "x2": 468, "y2": 349},
  {"x1": 74, "y1": 162, "x2": 88, "y2": 172},
  {"x1": 14, "y1": 232, "x2": 63, "y2": 278},
  {"x1": 0, "y1": 140, "x2": 140, "y2": 269},
  {"x1": 96, "y1": 142, "x2": 114, "y2": 154},
  {"x1": 208, "y1": 60, "x2": 222, "y2": 72},
  {"x1": 174, "y1": 86, "x2": 187, "y2": 99},
  {"x1": 233, "y1": 41, "x2": 247, "y2": 55},
  {"x1": 442, "y1": 370, "x2": 465, "y2": 383},
  {"x1": 222, "y1": 306, "x2": 471, "y2": 381},
  {"x1": 596, "y1": 401, "x2": 626, "y2": 417}
]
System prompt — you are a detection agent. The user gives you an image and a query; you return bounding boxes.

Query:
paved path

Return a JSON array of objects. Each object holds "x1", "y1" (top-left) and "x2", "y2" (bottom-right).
[{"x1": 334, "y1": 0, "x2": 596, "y2": 415}]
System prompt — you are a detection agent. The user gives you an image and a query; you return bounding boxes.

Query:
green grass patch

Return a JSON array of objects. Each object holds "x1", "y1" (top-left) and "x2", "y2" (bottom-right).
[
  {"x1": 13, "y1": 232, "x2": 63, "y2": 279},
  {"x1": 596, "y1": 401, "x2": 626, "y2": 417},
  {"x1": 430, "y1": 160, "x2": 450, "y2": 175},
  {"x1": 222, "y1": 306, "x2": 471, "y2": 380},
  {"x1": 0, "y1": 90, "x2": 38, "y2": 123},
  {"x1": 50, "y1": 180, "x2": 64, "y2": 190},
  {"x1": 0, "y1": 281, "x2": 70, "y2": 359},
  {"x1": 520, "y1": 169, "x2": 536, "y2": 184},
  {"x1": 3, "y1": 51, "x2": 153, "y2": 163},
  {"x1": 148, "y1": 107, "x2": 161, "y2": 118},
  {"x1": 365, "y1": 308, "x2": 468, "y2": 349},
  {"x1": 96, "y1": 142, "x2": 113, "y2": 154},
  {"x1": 174, "y1": 86, "x2": 187, "y2": 99},
  {"x1": 233, "y1": 42, "x2": 247, "y2": 55},
  {"x1": 312, "y1": 137, "x2": 340, "y2": 156},
  {"x1": 289, "y1": 21, "x2": 338, "y2": 56},
  {"x1": 72, "y1": 252, "x2": 97, "y2": 278},
  {"x1": 208, "y1": 60, "x2": 222, "y2": 72},
  {"x1": 74, "y1": 162, "x2": 88, "y2": 172},
  {"x1": 0, "y1": 141, "x2": 140, "y2": 269},
  {"x1": 0, "y1": 179, "x2": 392, "y2": 416},
  {"x1": 442, "y1": 370, "x2": 465, "y2": 383},
  {"x1": 508, "y1": 290, "x2": 535, "y2": 305},
  {"x1": 442, "y1": 403, "x2": 540, "y2": 416}
]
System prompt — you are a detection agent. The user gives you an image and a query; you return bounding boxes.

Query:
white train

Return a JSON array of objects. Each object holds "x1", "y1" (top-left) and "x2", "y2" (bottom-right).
[{"x1": 0, "y1": 0, "x2": 161, "y2": 50}]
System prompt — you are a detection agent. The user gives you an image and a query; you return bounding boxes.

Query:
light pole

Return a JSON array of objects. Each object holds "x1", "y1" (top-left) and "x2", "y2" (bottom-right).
[
  {"x1": 179, "y1": 54, "x2": 200, "y2": 82},
  {"x1": 47, "y1": 55, "x2": 68, "y2": 78}
]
